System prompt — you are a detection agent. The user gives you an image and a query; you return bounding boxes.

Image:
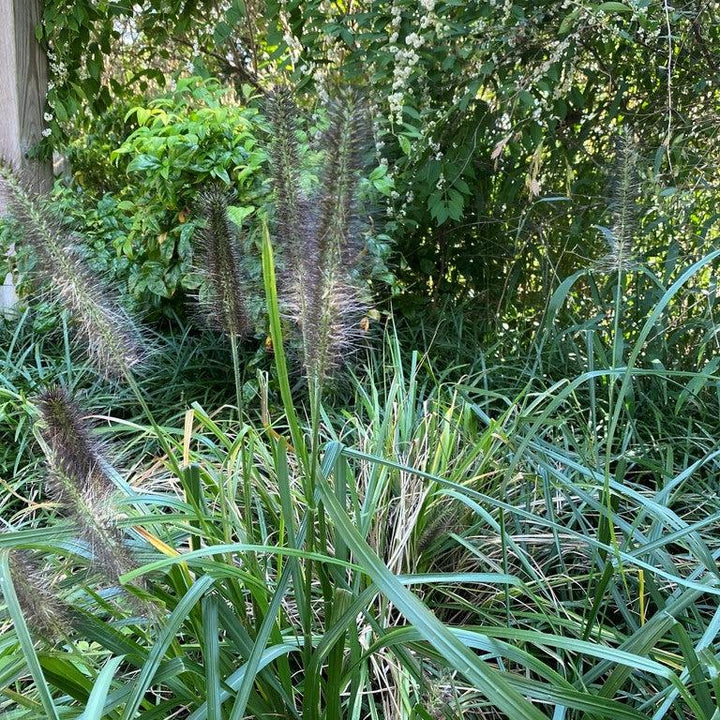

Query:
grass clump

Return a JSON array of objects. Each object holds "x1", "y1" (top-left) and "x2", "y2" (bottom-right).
[{"x1": 0, "y1": 125, "x2": 719, "y2": 720}]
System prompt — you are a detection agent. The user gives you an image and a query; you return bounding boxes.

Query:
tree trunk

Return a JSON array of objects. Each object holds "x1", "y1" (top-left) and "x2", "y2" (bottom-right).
[{"x1": 0, "y1": 0, "x2": 51, "y2": 312}]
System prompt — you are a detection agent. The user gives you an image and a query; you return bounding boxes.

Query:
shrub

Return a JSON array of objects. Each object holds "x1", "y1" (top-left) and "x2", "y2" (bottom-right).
[{"x1": 104, "y1": 77, "x2": 269, "y2": 315}]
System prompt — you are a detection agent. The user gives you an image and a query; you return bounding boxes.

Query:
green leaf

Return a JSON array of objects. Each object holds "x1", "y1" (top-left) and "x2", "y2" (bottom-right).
[
  {"x1": 559, "y1": 8, "x2": 582, "y2": 33},
  {"x1": 597, "y1": 2, "x2": 633, "y2": 13},
  {"x1": 87, "y1": 57, "x2": 103, "y2": 80},
  {"x1": 213, "y1": 20, "x2": 232, "y2": 45},
  {"x1": 126, "y1": 154, "x2": 161, "y2": 172},
  {"x1": 78, "y1": 655, "x2": 125, "y2": 720},
  {"x1": 226, "y1": 0, "x2": 246, "y2": 24},
  {"x1": 227, "y1": 205, "x2": 255, "y2": 226},
  {"x1": 372, "y1": 175, "x2": 394, "y2": 197},
  {"x1": 53, "y1": 99, "x2": 68, "y2": 124}
]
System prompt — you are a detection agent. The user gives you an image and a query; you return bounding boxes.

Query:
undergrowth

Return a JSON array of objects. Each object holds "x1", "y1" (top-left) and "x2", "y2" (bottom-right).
[{"x1": 0, "y1": 128, "x2": 719, "y2": 719}]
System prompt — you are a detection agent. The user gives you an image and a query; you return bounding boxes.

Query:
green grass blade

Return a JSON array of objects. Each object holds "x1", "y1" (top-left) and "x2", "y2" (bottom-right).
[
  {"x1": 78, "y1": 655, "x2": 125, "y2": 720},
  {"x1": 122, "y1": 575, "x2": 215, "y2": 720},
  {"x1": 119, "y1": 542, "x2": 357, "y2": 584},
  {"x1": 202, "y1": 595, "x2": 221, "y2": 720},
  {"x1": 261, "y1": 219, "x2": 307, "y2": 464},
  {"x1": 227, "y1": 561, "x2": 297, "y2": 720},
  {"x1": 187, "y1": 644, "x2": 302, "y2": 720},
  {"x1": 318, "y1": 443, "x2": 547, "y2": 720}
]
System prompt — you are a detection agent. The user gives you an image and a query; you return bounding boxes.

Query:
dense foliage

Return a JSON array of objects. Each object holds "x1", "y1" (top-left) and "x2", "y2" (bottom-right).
[
  {"x1": 0, "y1": 2, "x2": 719, "y2": 719},
  {"x1": 39, "y1": 0, "x2": 720, "y2": 307}
]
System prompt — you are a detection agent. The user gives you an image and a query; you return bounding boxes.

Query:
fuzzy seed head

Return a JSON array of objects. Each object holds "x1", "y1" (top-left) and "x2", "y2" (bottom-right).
[
  {"x1": 35, "y1": 386, "x2": 108, "y2": 498},
  {"x1": 287, "y1": 268, "x2": 367, "y2": 387},
  {"x1": 314, "y1": 92, "x2": 369, "y2": 265},
  {"x1": 0, "y1": 163, "x2": 147, "y2": 378},
  {"x1": 267, "y1": 88, "x2": 308, "y2": 261},
  {"x1": 596, "y1": 132, "x2": 641, "y2": 273},
  {"x1": 417, "y1": 497, "x2": 464, "y2": 555},
  {"x1": 35, "y1": 387, "x2": 137, "y2": 585},
  {"x1": 268, "y1": 90, "x2": 372, "y2": 388},
  {"x1": 9, "y1": 550, "x2": 72, "y2": 642},
  {"x1": 196, "y1": 187, "x2": 252, "y2": 337}
]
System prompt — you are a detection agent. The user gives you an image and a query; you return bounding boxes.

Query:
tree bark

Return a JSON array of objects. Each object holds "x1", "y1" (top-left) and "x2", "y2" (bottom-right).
[{"x1": 0, "y1": 0, "x2": 51, "y2": 312}]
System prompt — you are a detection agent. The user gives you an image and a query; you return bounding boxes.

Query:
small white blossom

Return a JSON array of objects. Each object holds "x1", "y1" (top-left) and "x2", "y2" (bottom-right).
[{"x1": 405, "y1": 32, "x2": 424, "y2": 49}]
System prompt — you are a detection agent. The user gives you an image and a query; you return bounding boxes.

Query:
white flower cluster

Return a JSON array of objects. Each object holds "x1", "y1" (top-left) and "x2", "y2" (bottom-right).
[
  {"x1": 388, "y1": 3, "x2": 403, "y2": 43},
  {"x1": 384, "y1": 0, "x2": 450, "y2": 123},
  {"x1": 388, "y1": 43, "x2": 423, "y2": 122},
  {"x1": 47, "y1": 49, "x2": 68, "y2": 84},
  {"x1": 43, "y1": 48, "x2": 65, "y2": 139},
  {"x1": 278, "y1": 7, "x2": 303, "y2": 66},
  {"x1": 387, "y1": 92, "x2": 404, "y2": 121},
  {"x1": 405, "y1": 32, "x2": 424, "y2": 49}
]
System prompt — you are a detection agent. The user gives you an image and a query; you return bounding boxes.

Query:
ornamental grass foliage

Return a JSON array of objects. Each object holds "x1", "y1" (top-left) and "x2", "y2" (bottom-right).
[{"x1": 2, "y1": 79, "x2": 720, "y2": 718}]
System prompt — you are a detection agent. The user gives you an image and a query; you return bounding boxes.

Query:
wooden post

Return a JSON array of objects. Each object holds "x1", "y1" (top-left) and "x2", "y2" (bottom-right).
[{"x1": 0, "y1": 0, "x2": 51, "y2": 312}]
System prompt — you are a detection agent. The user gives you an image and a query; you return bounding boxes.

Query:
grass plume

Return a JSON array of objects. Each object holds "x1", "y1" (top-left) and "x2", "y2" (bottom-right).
[
  {"x1": 596, "y1": 131, "x2": 641, "y2": 273},
  {"x1": 266, "y1": 87, "x2": 310, "y2": 260},
  {"x1": 0, "y1": 163, "x2": 147, "y2": 379},
  {"x1": 268, "y1": 89, "x2": 370, "y2": 389},
  {"x1": 8, "y1": 550, "x2": 72, "y2": 642},
  {"x1": 35, "y1": 386, "x2": 137, "y2": 586},
  {"x1": 196, "y1": 187, "x2": 252, "y2": 337}
]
